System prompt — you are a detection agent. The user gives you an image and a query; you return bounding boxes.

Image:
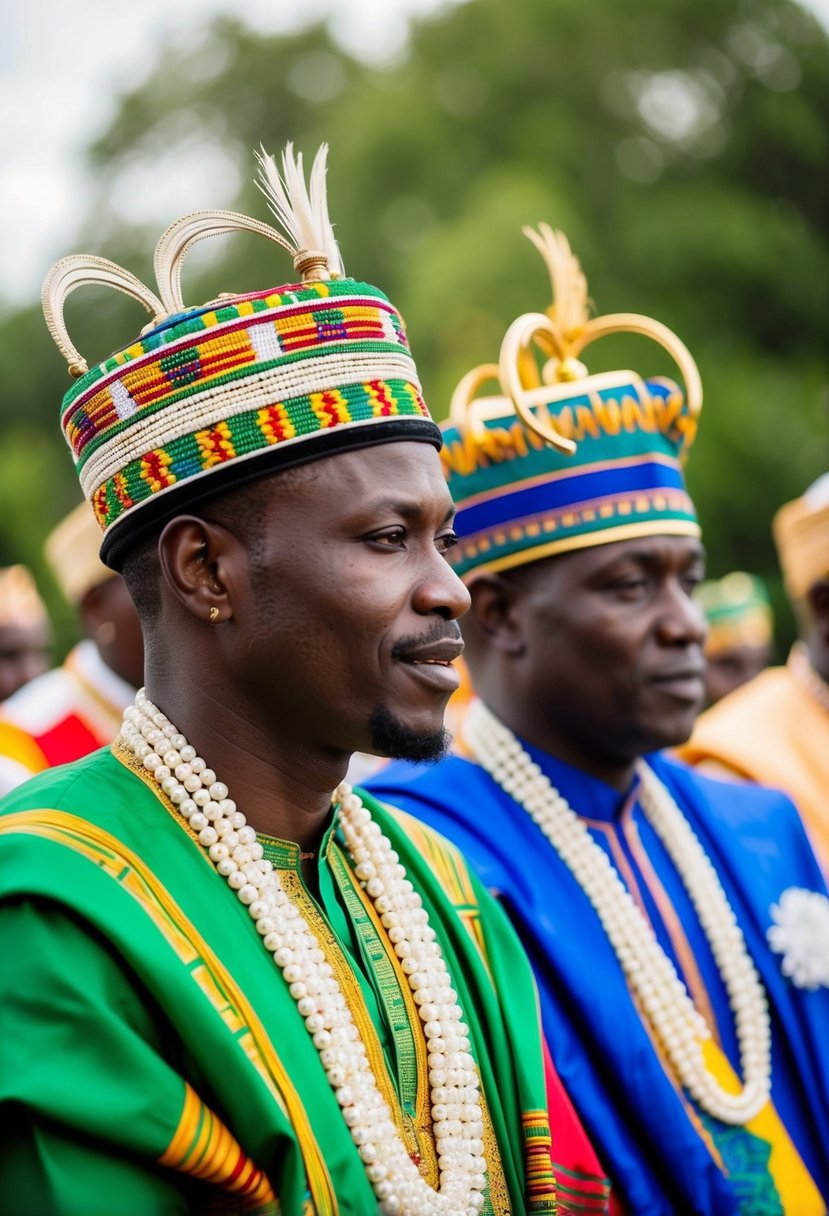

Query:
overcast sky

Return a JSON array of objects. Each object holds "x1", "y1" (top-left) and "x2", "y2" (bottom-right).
[
  {"x1": 2, "y1": 0, "x2": 827, "y2": 313},
  {"x1": 0, "y1": 0, "x2": 463, "y2": 312}
]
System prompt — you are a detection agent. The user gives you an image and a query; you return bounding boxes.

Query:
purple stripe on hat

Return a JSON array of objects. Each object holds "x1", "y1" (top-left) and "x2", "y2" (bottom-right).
[{"x1": 455, "y1": 458, "x2": 686, "y2": 538}]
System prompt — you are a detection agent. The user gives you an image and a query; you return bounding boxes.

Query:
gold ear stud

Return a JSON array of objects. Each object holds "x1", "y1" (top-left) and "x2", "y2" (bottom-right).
[{"x1": 209, "y1": 606, "x2": 220, "y2": 622}]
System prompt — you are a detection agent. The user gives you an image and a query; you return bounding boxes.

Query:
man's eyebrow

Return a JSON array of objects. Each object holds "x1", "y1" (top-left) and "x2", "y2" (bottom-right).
[
  {"x1": 359, "y1": 497, "x2": 456, "y2": 524},
  {"x1": 600, "y1": 542, "x2": 706, "y2": 569}
]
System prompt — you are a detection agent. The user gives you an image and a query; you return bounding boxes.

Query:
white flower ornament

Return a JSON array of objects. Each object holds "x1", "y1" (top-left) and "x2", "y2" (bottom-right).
[{"x1": 767, "y1": 888, "x2": 829, "y2": 990}]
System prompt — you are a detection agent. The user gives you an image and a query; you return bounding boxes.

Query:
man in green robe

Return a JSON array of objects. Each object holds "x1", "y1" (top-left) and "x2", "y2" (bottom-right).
[{"x1": 0, "y1": 145, "x2": 580, "y2": 1216}]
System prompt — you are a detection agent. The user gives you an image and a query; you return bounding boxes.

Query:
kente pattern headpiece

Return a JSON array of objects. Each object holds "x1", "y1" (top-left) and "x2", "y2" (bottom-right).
[
  {"x1": 441, "y1": 224, "x2": 703, "y2": 579},
  {"x1": 42, "y1": 144, "x2": 440, "y2": 568}
]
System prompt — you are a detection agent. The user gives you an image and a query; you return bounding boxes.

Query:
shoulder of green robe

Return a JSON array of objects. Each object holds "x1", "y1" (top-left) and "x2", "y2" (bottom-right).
[
  {"x1": 0, "y1": 746, "x2": 191, "y2": 901},
  {"x1": 0, "y1": 744, "x2": 137, "y2": 819}
]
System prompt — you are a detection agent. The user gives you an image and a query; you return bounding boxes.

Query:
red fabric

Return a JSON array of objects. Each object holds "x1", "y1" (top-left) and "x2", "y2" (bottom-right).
[
  {"x1": 544, "y1": 1035, "x2": 620, "y2": 1214},
  {"x1": 609, "y1": 1187, "x2": 626, "y2": 1215},
  {"x1": 35, "y1": 713, "x2": 105, "y2": 768}
]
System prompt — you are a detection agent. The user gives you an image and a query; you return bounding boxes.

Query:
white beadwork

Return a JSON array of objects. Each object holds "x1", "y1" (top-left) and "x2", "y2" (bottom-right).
[
  {"x1": 122, "y1": 689, "x2": 487, "y2": 1216},
  {"x1": 463, "y1": 699, "x2": 772, "y2": 1126},
  {"x1": 80, "y1": 342, "x2": 419, "y2": 496}
]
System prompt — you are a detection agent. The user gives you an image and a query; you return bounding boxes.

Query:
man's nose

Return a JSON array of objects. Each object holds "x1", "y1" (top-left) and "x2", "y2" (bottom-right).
[
  {"x1": 414, "y1": 553, "x2": 471, "y2": 621},
  {"x1": 657, "y1": 583, "x2": 707, "y2": 646}
]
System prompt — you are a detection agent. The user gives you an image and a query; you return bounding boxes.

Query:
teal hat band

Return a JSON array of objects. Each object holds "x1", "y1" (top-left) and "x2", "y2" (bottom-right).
[{"x1": 442, "y1": 226, "x2": 702, "y2": 580}]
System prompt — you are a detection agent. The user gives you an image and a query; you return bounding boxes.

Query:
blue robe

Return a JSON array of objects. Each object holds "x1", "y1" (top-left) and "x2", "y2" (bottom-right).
[{"x1": 367, "y1": 746, "x2": 829, "y2": 1215}]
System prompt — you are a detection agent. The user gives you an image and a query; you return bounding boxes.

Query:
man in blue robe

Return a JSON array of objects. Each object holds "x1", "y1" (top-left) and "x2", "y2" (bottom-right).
[{"x1": 368, "y1": 225, "x2": 829, "y2": 1215}]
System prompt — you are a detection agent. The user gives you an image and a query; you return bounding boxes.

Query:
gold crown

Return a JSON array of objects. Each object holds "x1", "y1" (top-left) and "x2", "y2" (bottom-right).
[{"x1": 448, "y1": 224, "x2": 703, "y2": 456}]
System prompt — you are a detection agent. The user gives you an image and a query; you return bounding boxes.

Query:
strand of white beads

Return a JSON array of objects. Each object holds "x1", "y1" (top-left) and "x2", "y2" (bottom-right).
[
  {"x1": 463, "y1": 699, "x2": 771, "y2": 1126},
  {"x1": 121, "y1": 689, "x2": 486, "y2": 1216}
]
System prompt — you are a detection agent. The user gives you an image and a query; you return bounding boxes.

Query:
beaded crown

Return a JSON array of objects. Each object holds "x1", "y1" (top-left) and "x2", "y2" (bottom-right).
[
  {"x1": 42, "y1": 144, "x2": 440, "y2": 568},
  {"x1": 441, "y1": 224, "x2": 703, "y2": 580}
]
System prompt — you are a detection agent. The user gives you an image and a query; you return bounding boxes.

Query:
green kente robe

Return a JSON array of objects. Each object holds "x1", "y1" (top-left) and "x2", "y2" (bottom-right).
[{"x1": 0, "y1": 742, "x2": 557, "y2": 1216}]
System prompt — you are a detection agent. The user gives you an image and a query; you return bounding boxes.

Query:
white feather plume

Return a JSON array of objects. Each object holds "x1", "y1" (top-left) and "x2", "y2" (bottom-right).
[{"x1": 255, "y1": 142, "x2": 344, "y2": 277}]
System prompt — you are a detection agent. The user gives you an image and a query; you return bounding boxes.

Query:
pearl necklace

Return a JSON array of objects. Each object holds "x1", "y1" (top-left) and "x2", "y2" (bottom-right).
[
  {"x1": 463, "y1": 699, "x2": 772, "y2": 1126},
  {"x1": 121, "y1": 690, "x2": 487, "y2": 1216}
]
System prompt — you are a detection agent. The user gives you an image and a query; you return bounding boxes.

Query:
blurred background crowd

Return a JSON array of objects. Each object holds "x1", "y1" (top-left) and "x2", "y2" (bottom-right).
[{"x1": 2, "y1": 0, "x2": 828, "y2": 664}]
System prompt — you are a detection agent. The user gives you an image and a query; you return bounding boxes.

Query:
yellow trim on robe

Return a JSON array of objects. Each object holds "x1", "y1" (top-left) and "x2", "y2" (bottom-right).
[
  {"x1": 700, "y1": 1039, "x2": 823, "y2": 1213},
  {"x1": 0, "y1": 809, "x2": 337, "y2": 1215},
  {"x1": 159, "y1": 1082, "x2": 277, "y2": 1210}
]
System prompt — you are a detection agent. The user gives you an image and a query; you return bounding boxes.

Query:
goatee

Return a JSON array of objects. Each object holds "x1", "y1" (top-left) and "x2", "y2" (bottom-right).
[{"x1": 368, "y1": 704, "x2": 450, "y2": 764}]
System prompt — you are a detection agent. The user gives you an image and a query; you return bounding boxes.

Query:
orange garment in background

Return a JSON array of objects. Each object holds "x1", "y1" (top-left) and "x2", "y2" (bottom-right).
[{"x1": 680, "y1": 650, "x2": 829, "y2": 870}]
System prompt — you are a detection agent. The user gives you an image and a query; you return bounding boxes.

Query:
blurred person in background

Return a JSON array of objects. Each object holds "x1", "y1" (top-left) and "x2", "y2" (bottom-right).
[
  {"x1": 369, "y1": 226, "x2": 829, "y2": 1216},
  {"x1": 682, "y1": 474, "x2": 829, "y2": 869},
  {"x1": 0, "y1": 564, "x2": 51, "y2": 702},
  {"x1": 0, "y1": 500, "x2": 143, "y2": 795},
  {"x1": 695, "y1": 571, "x2": 774, "y2": 707}
]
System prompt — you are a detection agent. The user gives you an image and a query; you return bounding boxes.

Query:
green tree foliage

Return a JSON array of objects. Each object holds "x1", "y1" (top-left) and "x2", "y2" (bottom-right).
[{"x1": 2, "y1": 0, "x2": 828, "y2": 652}]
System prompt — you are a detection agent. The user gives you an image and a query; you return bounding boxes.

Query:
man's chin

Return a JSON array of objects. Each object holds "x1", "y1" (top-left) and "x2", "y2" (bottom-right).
[
  {"x1": 367, "y1": 704, "x2": 450, "y2": 764},
  {"x1": 640, "y1": 710, "x2": 700, "y2": 754}
]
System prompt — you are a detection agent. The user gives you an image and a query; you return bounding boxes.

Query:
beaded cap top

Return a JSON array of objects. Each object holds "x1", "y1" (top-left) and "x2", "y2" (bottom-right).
[
  {"x1": 42, "y1": 144, "x2": 440, "y2": 568},
  {"x1": 441, "y1": 224, "x2": 703, "y2": 580}
]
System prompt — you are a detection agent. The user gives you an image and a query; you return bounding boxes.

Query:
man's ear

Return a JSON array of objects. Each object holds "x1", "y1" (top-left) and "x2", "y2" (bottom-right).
[
  {"x1": 807, "y1": 579, "x2": 829, "y2": 644},
  {"x1": 157, "y1": 515, "x2": 238, "y2": 625},
  {"x1": 467, "y1": 574, "x2": 526, "y2": 656},
  {"x1": 79, "y1": 581, "x2": 105, "y2": 632}
]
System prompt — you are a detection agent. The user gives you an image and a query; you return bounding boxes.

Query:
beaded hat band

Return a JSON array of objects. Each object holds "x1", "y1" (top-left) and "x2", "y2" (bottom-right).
[
  {"x1": 441, "y1": 225, "x2": 703, "y2": 580},
  {"x1": 43, "y1": 145, "x2": 440, "y2": 568}
]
